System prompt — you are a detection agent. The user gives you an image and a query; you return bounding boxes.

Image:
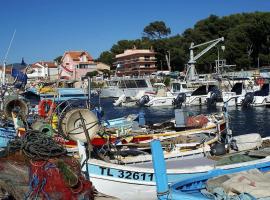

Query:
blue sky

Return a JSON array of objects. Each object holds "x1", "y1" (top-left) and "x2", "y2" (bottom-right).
[{"x1": 0, "y1": 0, "x2": 269, "y2": 64}]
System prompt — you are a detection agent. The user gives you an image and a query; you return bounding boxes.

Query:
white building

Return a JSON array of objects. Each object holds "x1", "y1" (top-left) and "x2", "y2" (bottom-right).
[{"x1": 28, "y1": 61, "x2": 58, "y2": 80}]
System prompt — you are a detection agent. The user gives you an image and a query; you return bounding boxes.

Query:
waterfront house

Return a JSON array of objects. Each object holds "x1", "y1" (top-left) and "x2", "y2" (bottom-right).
[
  {"x1": 114, "y1": 47, "x2": 157, "y2": 77},
  {"x1": 60, "y1": 51, "x2": 97, "y2": 80},
  {"x1": 28, "y1": 61, "x2": 58, "y2": 80}
]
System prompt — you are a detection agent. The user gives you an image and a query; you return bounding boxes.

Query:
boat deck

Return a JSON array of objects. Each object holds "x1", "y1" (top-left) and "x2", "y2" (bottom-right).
[{"x1": 133, "y1": 157, "x2": 216, "y2": 169}]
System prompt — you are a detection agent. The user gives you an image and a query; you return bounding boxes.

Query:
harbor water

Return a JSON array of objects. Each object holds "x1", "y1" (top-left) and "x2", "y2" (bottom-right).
[{"x1": 93, "y1": 97, "x2": 270, "y2": 137}]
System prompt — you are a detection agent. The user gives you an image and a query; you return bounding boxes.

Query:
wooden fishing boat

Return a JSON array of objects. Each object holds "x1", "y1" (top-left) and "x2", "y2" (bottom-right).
[
  {"x1": 151, "y1": 139, "x2": 270, "y2": 200},
  {"x1": 59, "y1": 112, "x2": 225, "y2": 149},
  {"x1": 77, "y1": 135, "x2": 270, "y2": 200},
  {"x1": 0, "y1": 127, "x2": 16, "y2": 148}
]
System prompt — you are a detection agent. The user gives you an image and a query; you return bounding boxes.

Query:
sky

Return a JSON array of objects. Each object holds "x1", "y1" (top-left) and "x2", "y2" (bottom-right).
[{"x1": 0, "y1": 0, "x2": 269, "y2": 64}]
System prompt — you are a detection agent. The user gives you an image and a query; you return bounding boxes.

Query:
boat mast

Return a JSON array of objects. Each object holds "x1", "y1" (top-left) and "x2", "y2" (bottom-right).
[{"x1": 2, "y1": 29, "x2": 16, "y2": 86}]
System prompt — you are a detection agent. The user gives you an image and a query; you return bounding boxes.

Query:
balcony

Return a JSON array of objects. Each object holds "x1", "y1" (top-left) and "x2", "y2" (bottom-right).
[{"x1": 114, "y1": 57, "x2": 156, "y2": 66}]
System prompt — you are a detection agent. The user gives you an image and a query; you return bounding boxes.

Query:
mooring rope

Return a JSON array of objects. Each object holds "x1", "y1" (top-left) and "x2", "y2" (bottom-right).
[{"x1": 7, "y1": 130, "x2": 67, "y2": 160}]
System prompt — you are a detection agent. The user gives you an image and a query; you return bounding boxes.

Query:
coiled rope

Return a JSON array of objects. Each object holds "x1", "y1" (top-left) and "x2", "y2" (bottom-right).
[{"x1": 7, "y1": 130, "x2": 67, "y2": 160}]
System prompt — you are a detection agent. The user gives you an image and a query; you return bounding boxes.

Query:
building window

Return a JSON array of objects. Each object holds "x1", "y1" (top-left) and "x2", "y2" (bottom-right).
[
  {"x1": 81, "y1": 55, "x2": 87, "y2": 62},
  {"x1": 144, "y1": 56, "x2": 150, "y2": 61},
  {"x1": 145, "y1": 64, "x2": 150, "y2": 68}
]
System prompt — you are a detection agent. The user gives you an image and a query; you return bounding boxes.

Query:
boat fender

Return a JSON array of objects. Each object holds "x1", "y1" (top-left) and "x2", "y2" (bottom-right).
[
  {"x1": 38, "y1": 99, "x2": 56, "y2": 118},
  {"x1": 138, "y1": 111, "x2": 145, "y2": 126},
  {"x1": 210, "y1": 142, "x2": 226, "y2": 156}
]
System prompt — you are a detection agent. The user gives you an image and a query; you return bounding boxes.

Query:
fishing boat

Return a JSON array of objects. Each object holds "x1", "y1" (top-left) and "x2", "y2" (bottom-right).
[
  {"x1": 207, "y1": 82, "x2": 248, "y2": 107},
  {"x1": 151, "y1": 139, "x2": 270, "y2": 200},
  {"x1": 0, "y1": 126, "x2": 16, "y2": 148},
  {"x1": 178, "y1": 84, "x2": 218, "y2": 106},
  {"x1": 136, "y1": 82, "x2": 193, "y2": 107},
  {"x1": 23, "y1": 87, "x2": 88, "y2": 102},
  {"x1": 100, "y1": 78, "x2": 154, "y2": 98},
  {"x1": 60, "y1": 111, "x2": 225, "y2": 149},
  {"x1": 77, "y1": 131, "x2": 270, "y2": 200}
]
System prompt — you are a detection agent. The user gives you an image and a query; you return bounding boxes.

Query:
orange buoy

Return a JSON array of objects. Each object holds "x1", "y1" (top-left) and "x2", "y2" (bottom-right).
[{"x1": 38, "y1": 99, "x2": 56, "y2": 118}]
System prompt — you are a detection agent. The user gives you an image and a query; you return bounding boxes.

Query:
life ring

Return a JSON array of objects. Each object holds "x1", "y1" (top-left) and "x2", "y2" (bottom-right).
[
  {"x1": 38, "y1": 99, "x2": 56, "y2": 118},
  {"x1": 256, "y1": 78, "x2": 265, "y2": 87}
]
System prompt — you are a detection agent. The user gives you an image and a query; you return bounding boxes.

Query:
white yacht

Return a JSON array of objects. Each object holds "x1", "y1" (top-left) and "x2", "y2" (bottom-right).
[
  {"x1": 100, "y1": 78, "x2": 154, "y2": 98},
  {"x1": 136, "y1": 82, "x2": 193, "y2": 107},
  {"x1": 181, "y1": 84, "x2": 218, "y2": 106},
  {"x1": 212, "y1": 81, "x2": 259, "y2": 107}
]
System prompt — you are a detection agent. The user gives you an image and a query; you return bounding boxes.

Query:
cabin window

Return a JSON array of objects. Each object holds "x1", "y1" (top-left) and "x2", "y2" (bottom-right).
[
  {"x1": 145, "y1": 64, "x2": 150, "y2": 68},
  {"x1": 107, "y1": 81, "x2": 118, "y2": 86},
  {"x1": 144, "y1": 56, "x2": 150, "y2": 61},
  {"x1": 135, "y1": 80, "x2": 148, "y2": 88},
  {"x1": 125, "y1": 80, "x2": 137, "y2": 88},
  {"x1": 172, "y1": 83, "x2": 181, "y2": 92},
  {"x1": 118, "y1": 80, "x2": 126, "y2": 88}
]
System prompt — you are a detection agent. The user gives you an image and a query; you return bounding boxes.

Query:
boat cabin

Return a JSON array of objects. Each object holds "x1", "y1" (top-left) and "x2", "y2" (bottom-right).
[
  {"x1": 231, "y1": 82, "x2": 244, "y2": 95},
  {"x1": 191, "y1": 84, "x2": 218, "y2": 96},
  {"x1": 104, "y1": 79, "x2": 151, "y2": 89},
  {"x1": 171, "y1": 82, "x2": 188, "y2": 93},
  {"x1": 254, "y1": 83, "x2": 270, "y2": 96}
]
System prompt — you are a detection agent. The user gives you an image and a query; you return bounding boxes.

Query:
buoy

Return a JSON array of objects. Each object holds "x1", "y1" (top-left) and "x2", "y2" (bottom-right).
[
  {"x1": 32, "y1": 120, "x2": 54, "y2": 136},
  {"x1": 38, "y1": 99, "x2": 56, "y2": 118},
  {"x1": 51, "y1": 113, "x2": 58, "y2": 129}
]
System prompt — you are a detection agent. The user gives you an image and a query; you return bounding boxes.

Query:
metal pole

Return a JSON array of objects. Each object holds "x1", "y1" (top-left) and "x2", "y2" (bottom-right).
[
  {"x1": 2, "y1": 62, "x2": 6, "y2": 85},
  {"x1": 217, "y1": 47, "x2": 220, "y2": 74},
  {"x1": 88, "y1": 76, "x2": 91, "y2": 108},
  {"x1": 3, "y1": 30, "x2": 16, "y2": 86}
]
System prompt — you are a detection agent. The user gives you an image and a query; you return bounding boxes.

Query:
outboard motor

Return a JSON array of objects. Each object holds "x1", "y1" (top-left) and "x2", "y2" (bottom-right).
[
  {"x1": 241, "y1": 92, "x2": 254, "y2": 107},
  {"x1": 137, "y1": 95, "x2": 150, "y2": 106},
  {"x1": 206, "y1": 88, "x2": 222, "y2": 107},
  {"x1": 172, "y1": 93, "x2": 186, "y2": 108}
]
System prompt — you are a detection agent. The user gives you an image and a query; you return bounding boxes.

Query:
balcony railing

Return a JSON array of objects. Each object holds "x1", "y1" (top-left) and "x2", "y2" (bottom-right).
[{"x1": 113, "y1": 57, "x2": 156, "y2": 66}]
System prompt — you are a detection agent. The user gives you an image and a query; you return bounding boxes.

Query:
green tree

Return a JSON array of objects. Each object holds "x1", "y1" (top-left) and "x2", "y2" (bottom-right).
[
  {"x1": 86, "y1": 71, "x2": 98, "y2": 77},
  {"x1": 97, "y1": 51, "x2": 114, "y2": 66},
  {"x1": 54, "y1": 56, "x2": 62, "y2": 64},
  {"x1": 143, "y1": 21, "x2": 171, "y2": 39}
]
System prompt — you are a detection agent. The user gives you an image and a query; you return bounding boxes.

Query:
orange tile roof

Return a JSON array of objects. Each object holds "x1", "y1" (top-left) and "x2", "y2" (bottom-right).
[{"x1": 63, "y1": 51, "x2": 94, "y2": 62}]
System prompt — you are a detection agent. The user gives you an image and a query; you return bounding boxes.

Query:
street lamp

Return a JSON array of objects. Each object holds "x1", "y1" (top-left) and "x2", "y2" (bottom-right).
[{"x1": 216, "y1": 45, "x2": 225, "y2": 74}]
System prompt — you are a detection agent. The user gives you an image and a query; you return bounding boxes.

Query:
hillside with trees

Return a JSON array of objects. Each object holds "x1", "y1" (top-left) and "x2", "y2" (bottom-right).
[{"x1": 97, "y1": 12, "x2": 270, "y2": 73}]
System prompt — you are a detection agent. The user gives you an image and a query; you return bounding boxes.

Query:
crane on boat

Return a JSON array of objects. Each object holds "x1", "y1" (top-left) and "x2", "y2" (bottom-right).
[{"x1": 185, "y1": 37, "x2": 224, "y2": 82}]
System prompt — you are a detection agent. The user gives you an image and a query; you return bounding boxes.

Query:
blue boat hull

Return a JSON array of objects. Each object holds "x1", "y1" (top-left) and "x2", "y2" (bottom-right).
[{"x1": 0, "y1": 128, "x2": 16, "y2": 148}]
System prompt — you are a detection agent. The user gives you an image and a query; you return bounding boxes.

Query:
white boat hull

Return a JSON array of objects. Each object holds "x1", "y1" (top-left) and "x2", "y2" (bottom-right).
[{"x1": 90, "y1": 175, "x2": 156, "y2": 200}]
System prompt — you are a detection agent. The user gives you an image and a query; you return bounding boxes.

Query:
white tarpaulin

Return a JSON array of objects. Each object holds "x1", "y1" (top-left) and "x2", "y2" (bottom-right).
[{"x1": 207, "y1": 169, "x2": 270, "y2": 198}]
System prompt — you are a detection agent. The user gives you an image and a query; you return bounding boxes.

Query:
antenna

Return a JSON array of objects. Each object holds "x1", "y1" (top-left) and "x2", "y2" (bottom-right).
[{"x1": 2, "y1": 29, "x2": 16, "y2": 85}]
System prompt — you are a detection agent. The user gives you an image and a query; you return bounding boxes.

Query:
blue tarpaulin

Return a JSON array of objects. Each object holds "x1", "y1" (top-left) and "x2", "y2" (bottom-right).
[{"x1": 11, "y1": 68, "x2": 28, "y2": 84}]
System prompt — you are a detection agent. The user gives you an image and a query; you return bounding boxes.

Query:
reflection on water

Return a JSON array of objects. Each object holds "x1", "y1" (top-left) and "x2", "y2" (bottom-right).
[{"x1": 93, "y1": 97, "x2": 270, "y2": 137}]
